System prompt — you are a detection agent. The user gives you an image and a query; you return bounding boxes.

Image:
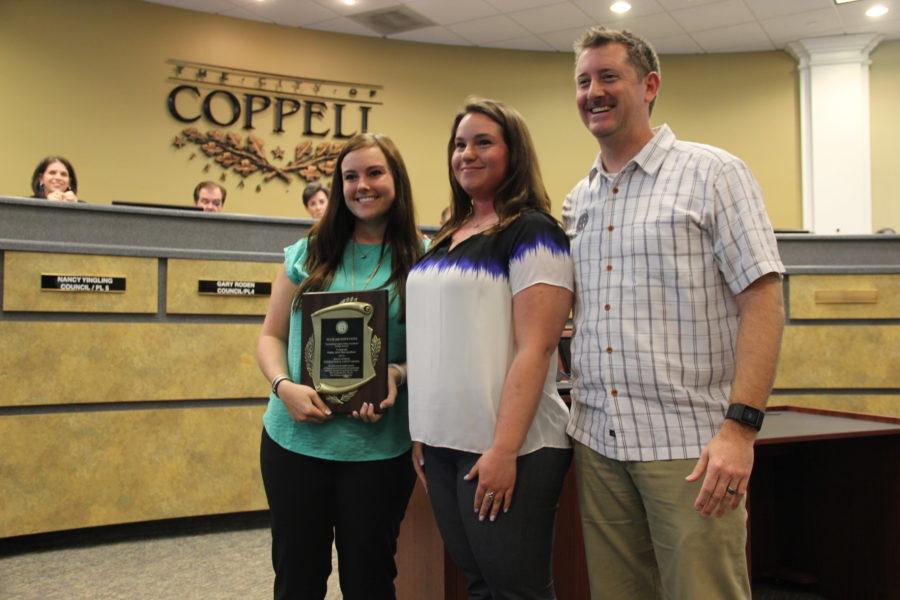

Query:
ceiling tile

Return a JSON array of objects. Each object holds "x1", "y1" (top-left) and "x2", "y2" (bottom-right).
[
  {"x1": 484, "y1": 0, "x2": 563, "y2": 11},
  {"x1": 405, "y1": 0, "x2": 499, "y2": 25},
  {"x1": 743, "y1": 0, "x2": 835, "y2": 21},
  {"x1": 538, "y1": 24, "x2": 592, "y2": 51},
  {"x1": 449, "y1": 14, "x2": 532, "y2": 43},
  {"x1": 670, "y1": 0, "x2": 756, "y2": 32},
  {"x1": 508, "y1": 2, "x2": 593, "y2": 34},
  {"x1": 652, "y1": 32, "x2": 703, "y2": 53},
  {"x1": 309, "y1": 0, "x2": 405, "y2": 16},
  {"x1": 388, "y1": 25, "x2": 473, "y2": 45},
  {"x1": 484, "y1": 34, "x2": 557, "y2": 50},
  {"x1": 573, "y1": 0, "x2": 666, "y2": 21},
  {"x1": 228, "y1": 0, "x2": 341, "y2": 26},
  {"x1": 691, "y1": 21, "x2": 776, "y2": 52},
  {"x1": 836, "y1": 1, "x2": 900, "y2": 28},
  {"x1": 760, "y1": 8, "x2": 845, "y2": 46},
  {"x1": 654, "y1": 0, "x2": 721, "y2": 9},
  {"x1": 304, "y1": 16, "x2": 382, "y2": 36},
  {"x1": 217, "y1": 6, "x2": 277, "y2": 24},
  {"x1": 845, "y1": 17, "x2": 900, "y2": 37},
  {"x1": 602, "y1": 12, "x2": 687, "y2": 38},
  {"x1": 144, "y1": 0, "x2": 240, "y2": 11}
]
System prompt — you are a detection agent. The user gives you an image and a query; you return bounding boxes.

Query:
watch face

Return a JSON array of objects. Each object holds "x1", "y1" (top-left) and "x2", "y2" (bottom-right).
[{"x1": 727, "y1": 404, "x2": 763, "y2": 429}]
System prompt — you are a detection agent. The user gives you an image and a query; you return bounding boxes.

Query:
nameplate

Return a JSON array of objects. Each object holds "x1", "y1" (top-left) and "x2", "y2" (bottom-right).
[
  {"x1": 198, "y1": 280, "x2": 272, "y2": 296},
  {"x1": 41, "y1": 274, "x2": 126, "y2": 293}
]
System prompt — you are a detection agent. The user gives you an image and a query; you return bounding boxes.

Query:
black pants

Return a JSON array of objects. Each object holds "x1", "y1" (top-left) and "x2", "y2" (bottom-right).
[
  {"x1": 423, "y1": 445, "x2": 573, "y2": 600},
  {"x1": 260, "y1": 429, "x2": 416, "y2": 600}
]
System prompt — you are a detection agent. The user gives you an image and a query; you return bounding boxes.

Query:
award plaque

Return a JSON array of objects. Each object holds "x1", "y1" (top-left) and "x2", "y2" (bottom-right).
[{"x1": 300, "y1": 289, "x2": 388, "y2": 414}]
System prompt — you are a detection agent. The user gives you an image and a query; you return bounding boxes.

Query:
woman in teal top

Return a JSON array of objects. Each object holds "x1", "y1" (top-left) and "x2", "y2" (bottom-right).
[{"x1": 257, "y1": 133, "x2": 424, "y2": 600}]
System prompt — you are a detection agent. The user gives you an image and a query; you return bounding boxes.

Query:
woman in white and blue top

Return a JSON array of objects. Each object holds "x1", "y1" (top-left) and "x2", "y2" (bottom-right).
[{"x1": 407, "y1": 98, "x2": 574, "y2": 600}]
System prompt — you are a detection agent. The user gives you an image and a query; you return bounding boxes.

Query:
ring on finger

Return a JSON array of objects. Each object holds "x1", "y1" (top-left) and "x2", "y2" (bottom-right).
[
  {"x1": 726, "y1": 486, "x2": 738, "y2": 496},
  {"x1": 485, "y1": 490, "x2": 496, "y2": 500}
]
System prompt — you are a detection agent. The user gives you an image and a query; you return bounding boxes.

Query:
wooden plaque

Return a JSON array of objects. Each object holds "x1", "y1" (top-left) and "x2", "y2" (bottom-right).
[{"x1": 300, "y1": 289, "x2": 388, "y2": 414}]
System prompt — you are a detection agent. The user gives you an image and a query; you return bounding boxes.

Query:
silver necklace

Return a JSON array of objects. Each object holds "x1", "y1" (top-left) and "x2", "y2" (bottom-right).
[{"x1": 350, "y1": 240, "x2": 385, "y2": 290}]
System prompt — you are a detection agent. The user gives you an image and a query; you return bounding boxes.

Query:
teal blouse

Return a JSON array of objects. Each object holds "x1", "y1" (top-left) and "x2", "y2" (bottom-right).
[{"x1": 262, "y1": 237, "x2": 410, "y2": 461}]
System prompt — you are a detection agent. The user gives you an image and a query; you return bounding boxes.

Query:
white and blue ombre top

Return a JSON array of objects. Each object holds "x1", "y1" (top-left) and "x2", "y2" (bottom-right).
[{"x1": 406, "y1": 210, "x2": 574, "y2": 456}]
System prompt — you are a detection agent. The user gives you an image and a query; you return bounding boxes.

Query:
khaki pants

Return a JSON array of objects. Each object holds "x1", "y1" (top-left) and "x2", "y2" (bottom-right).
[{"x1": 573, "y1": 441, "x2": 751, "y2": 600}]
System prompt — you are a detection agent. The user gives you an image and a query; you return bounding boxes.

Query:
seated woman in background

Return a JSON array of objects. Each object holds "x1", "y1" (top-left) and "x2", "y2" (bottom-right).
[
  {"x1": 31, "y1": 156, "x2": 78, "y2": 202},
  {"x1": 407, "y1": 98, "x2": 574, "y2": 599},
  {"x1": 302, "y1": 181, "x2": 329, "y2": 221},
  {"x1": 257, "y1": 133, "x2": 424, "y2": 600}
]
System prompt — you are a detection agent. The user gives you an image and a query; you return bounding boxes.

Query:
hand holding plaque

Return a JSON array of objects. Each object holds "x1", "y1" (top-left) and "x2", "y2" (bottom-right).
[{"x1": 300, "y1": 289, "x2": 388, "y2": 415}]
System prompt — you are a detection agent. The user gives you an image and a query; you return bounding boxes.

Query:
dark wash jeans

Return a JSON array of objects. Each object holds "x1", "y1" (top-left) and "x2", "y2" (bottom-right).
[{"x1": 423, "y1": 444, "x2": 573, "y2": 600}]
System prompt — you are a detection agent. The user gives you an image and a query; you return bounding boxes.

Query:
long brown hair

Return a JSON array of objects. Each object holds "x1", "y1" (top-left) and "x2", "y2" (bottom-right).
[
  {"x1": 292, "y1": 133, "x2": 422, "y2": 318},
  {"x1": 431, "y1": 97, "x2": 552, "y2": 248}
]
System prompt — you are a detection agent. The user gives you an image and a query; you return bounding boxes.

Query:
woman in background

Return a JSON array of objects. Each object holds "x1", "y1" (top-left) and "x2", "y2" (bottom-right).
[
  {"x1": 257, "y1": 133, "x2": 423, "y2": 600},
  {"x1": 31, "y1": 156, "x2": 78, "y2": 202},
  {"x1": 302, "y1": 181, "x2": 329, "y2": 221},
  {"x1": 406, "y1": 98, "x2": 574, "y2": 599}
]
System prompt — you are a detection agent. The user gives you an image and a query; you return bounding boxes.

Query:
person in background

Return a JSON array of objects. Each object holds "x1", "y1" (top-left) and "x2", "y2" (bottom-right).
[
  {"x1": 407, "y1": 98, "x2": 573, "y2": 599},
  {"x1": 193, "y1": 181, "x2": 226, "y2": 212},
  {"x1": 31, "y1": 156, "x2": 78, "y2": 202},
  {"x1": 257, "y1": 133, "x2": 424, "y2": 600},
  {"x1": 302, "y1": 181, "x2": 329, "y2": 221},
  {"x1": 563, "y1": 26, "x2": 785, "y2": 599}
]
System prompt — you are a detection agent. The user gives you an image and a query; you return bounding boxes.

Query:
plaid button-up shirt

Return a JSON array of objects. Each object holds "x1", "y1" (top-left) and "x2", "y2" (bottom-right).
[{"x1": 563, "y1": 125, "x2": 784, "y2": 462}]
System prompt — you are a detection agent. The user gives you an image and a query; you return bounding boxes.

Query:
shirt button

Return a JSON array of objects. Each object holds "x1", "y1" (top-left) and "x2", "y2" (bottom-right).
[
  {"x1": 605, "y1": 346, "x2": 613, "y2": 353},
  {"x1": 606, "y1": 265, "x2": 613, "y2": 272},
  {"x1": 607, "y1": 225, "x2": 615, "y2": 232},
  {"x1": 610, "y1": 388, "x2": 618, "y2": 397},
  {"x1": 612, "y1": 187, "x2": 619, "y2": 194},
  {"x1": 604, "y1": 304, "x2": 611, "y2": 311}
]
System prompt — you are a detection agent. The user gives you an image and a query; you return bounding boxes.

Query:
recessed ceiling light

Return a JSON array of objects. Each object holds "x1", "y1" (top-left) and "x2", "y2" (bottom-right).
[
  {"x1": 834, "y1": 0, "x2": 861, "y2": 4},
  {"x1": 610, "y1": 1, "x2": 631, "y2": 14},
  {"x1": 342, "y1": 0, "x2": 357, "y2": 6},
  {"x1": 866, "y1": 4, "x2": 889, "y2": 17}
]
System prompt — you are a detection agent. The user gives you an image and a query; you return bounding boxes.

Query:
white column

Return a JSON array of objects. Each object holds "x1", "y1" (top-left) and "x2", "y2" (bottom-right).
[{"x1": 787, "y1": 34, "x2": 881, "y2": 234}]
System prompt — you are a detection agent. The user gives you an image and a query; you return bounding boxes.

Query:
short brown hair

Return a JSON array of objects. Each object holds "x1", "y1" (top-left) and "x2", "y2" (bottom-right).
[
  {"x1": 193, "y1": 181, "x2": 226, "y2": 204},
  {"x1": 574, "y1": 27, "x2": 660, "y2": 113},
  {"x1": 302, "y1": 181, "x2": 329, "y2": 207}
]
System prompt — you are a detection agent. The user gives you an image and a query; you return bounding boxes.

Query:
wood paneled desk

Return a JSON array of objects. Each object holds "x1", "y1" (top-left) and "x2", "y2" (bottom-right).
[
  {"x1": 395, "y1": 406, "x2": 900, "y2": 600},
  {"x1": 749, "y1": 406, "x2": 900, "y2": 600}
]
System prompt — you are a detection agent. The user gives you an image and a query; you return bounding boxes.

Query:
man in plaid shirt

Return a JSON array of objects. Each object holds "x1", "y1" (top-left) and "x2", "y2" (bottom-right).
[{"x1": 563, "y1": 26, "x2": 786, "y2": 599}]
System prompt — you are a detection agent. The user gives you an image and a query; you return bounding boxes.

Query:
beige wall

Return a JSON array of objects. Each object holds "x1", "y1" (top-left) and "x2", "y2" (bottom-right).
[
  {"x1": 871, "y1": 39, "x2": 900, "y2": 232},
  {"x1": 15, "y1": 0, "x2": 900, "y2": 230}
]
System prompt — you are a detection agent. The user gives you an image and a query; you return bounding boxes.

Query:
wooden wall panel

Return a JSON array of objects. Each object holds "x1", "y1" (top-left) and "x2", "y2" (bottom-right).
[
  {"x1": 166, "y1": 259, "x2": 280, "y2": 315},
  {"x1": 775, "y1": 325, "x2": 900, "y2": 388},
  {"x1": 789, "y1": 274, "x2": 900, "y2": 320},
  {"x1": 3, "y1": 251, "x2": 157, "y2": 313},
  {"x1": 0, "y1": 406, "x2": 267, "y2": 538},
  {"x1": 0, "y1": 322, "x2": 264, "y2": 406}
]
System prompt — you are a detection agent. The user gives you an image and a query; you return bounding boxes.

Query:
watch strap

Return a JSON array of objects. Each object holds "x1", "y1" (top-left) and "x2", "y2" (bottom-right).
[{"x1": 725, "y1": 403, "x2": 765, "y2": 431}]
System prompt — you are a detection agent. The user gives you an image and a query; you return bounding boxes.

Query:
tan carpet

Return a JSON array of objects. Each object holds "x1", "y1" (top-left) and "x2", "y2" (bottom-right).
[{"x1": 0, "y1": 521, "x2": 342, "y2": 600}]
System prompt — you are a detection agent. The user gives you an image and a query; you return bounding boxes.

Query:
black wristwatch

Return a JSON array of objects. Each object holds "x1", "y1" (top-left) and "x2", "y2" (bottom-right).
[{"x1": 725, "y1": 403, "x2": 765, "y2": 431}]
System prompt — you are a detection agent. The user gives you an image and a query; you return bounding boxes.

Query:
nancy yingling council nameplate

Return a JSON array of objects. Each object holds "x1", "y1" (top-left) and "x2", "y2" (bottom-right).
[
  {"x1": 300, "y1": 289, "x2": 388, "y2": 414},
  {"x1": 41, "y1": 274, "x2": 126, "y2": 293}
]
